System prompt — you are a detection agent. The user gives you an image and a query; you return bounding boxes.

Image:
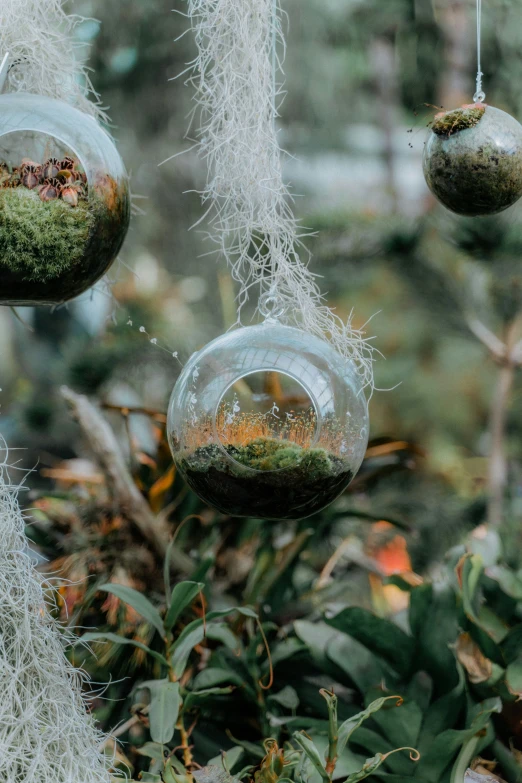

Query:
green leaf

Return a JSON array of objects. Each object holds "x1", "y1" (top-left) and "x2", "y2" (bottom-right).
[
  {"x1": 326, "y1": 608, "x2": 414, "y2": 678},
  {"x1": 164, "y1": 761, "x2": 192, "y2": 783},
  {"x1": 338, "y1": 697, "x2": 400, "y2": 757},
  {"x1": 225, "y1": 733, "x2": 265, "y2": 759},
  {"x1": 409, "y1": 582, "x2": 460, "y2": 690},
  {"x1": 193, "y1": 667, "x2": 245, "y2": 690},
  {"x1": 269, "y1": 685, "x2": 300, "y2": 710},
  {"x1": 205, "y1": 623, "x2": 241, "y2": 651},
  {"x1": 184, "y1": 686, "x2": 235, "y2": 710},
  {"x1": 487, "y1": 566, "x2": 522, "y2": 600},
  {"x1": 165, "y1": 581, "x2": 204, "y2": 632},
  {"x1": 142, "y1": 679, "x2": 181, "y2": 744},
  {"x1": 207, "y1": 746, "x2": 244, "y2": 772},
  {"x1": 139, "y1": 775, "x2": 162, "y2": 782},
  {"x1": 506, "y1": 657, "x2": 522, "y2": 697},
  {"x1": 81, "y1": 632, "x2": 169, "y2": 667},
  {"x1": 418, "y1": 666, "x2": 465, "y2": 749},
  {"x1": 294, "y1": 620, "x2": 341, "y2": 671},
  {"x1": 98, "y1": 583, "x2": 165, "y2": 638},
  {"x1": 171, "y1": 607, "x2": 257, "y2": 679},
  {"x1": 414, "y1": 698, "x2": 501, "y2": 782},
  {"x1": 345, "y1": 753, "x2": 388, "y2": 782},
  {"x1": 460, "y1": 555, "x2": 483, "y2": 622},
  {"x1": 136, "y1": 742, "x2": 165, "y2": 760},
  {"x1": 370, "y1": 699, "x2": 423, "y2": 751},
  {"x1": 450, "y1": 735, "x2": 480, "y2": 783},
  {"x1": 503, "y1": 625, "x2": 522, "y2": 664},
  {"x1": 327, "y1": 633, "x2": 399, "y2": 694},
  {"x1": 293, "y1": 733, "x2": 329, "y2": 782}
]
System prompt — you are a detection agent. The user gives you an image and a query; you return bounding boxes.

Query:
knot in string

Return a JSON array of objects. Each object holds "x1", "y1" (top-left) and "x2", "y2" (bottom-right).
[{"x1": 473, "y1": 0, "x2": 486, "y2": 103}]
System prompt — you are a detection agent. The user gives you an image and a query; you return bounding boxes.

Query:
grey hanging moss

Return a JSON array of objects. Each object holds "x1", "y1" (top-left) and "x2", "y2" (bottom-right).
[{"x1": 423, "y1": 105, "x2": 522, "y2": 216}]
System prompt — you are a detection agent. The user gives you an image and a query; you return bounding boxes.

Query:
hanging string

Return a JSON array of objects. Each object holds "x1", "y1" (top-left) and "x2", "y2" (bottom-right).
[
  {"x1": 267, "y1": 0, "x2": 282, "y2": 308},
  {"x1": 474, "y1": 0, "x2": 486, "y2": 103}
]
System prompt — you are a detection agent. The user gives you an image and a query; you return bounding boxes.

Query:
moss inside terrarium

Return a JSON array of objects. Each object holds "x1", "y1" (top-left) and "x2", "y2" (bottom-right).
[
  {"x1": 180, "y1": 436, "x2": 353, "y2": 521},
  {"x1": 0, "y1": 152, "x2": 130, "y2": 303},
  {"x1": 431, "y1": 105, "x2": 485, "y2": 137},
  {"x1": 0, "y1": 188, "x2": 94, "y2": 281},
  {"x1": 423, "y1": 105, "x2": 522, "y2": 216}
]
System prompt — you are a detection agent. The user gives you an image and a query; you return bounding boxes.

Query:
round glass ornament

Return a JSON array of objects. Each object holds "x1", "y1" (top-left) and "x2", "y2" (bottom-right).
[
  {"x1": 423, "y1": 104, "x2": 522, "y2": 216},
  {"x1": 168, "y1": 318, "x2": 369, "y2": 521},
  {"x1": 0, "y1": 93, "x2": 131, "y2": 305}
]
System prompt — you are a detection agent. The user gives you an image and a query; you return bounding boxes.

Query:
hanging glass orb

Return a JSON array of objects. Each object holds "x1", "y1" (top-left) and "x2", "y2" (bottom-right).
[
  {"x1": 423, "y1": 104, "x2": 522, "y2": 216},
  {"x1": 0, "y1": 93, "x2": 131, "y2": 305},
  {"x1": 168, "y1": 310, "x2": 369, "y2": 521}
]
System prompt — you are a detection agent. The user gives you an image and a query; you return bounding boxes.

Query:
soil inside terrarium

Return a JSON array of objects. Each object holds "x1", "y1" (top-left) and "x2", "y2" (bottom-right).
[
  {"x1": 180, "y1": 436, "x2": 354, "y2": 520},
  {"x1": 0, "y1": 155, "x2": 129, "y2": 304}
]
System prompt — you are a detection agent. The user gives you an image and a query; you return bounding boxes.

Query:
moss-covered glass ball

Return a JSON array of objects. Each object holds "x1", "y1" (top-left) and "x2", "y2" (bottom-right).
[
  {"x1": 423, "y1": 104, "x2": 522, "y2": 216},
  {"x1": 0, "y1": 93, "x2": 130, "y2": 305},
  {"x1": 167, "y1": 320, "x2": 369, "y2": 521}
]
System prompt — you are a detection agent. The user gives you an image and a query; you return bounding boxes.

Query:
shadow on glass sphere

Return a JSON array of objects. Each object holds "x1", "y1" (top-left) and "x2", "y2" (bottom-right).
[
  {"x1": 0, "y1": 93, "x2": 131, "y2": 305},
  {"x1": 168, "y1": 321, "x2": 369, "y2": 521},
  {"x1": 423, "y1": 105, "x2": 522, "y2": 216}
]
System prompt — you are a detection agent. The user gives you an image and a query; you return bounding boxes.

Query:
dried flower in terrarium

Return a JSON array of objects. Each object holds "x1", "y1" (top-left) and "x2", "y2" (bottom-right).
[
  {"x1": 423, "y1": 104, "x2": 522, "y2": 216},
  {"x1": 38, "y1": 176, "x2": 61, "y2": 201},
  {"x1": 42, "y1": 157, "x2": 61, "y2": 179}
]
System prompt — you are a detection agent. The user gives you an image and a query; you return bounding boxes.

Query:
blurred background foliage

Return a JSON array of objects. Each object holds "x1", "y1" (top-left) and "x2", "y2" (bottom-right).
[{"x1": 4, "y1": 0, "x2": 522, "y2": 780}]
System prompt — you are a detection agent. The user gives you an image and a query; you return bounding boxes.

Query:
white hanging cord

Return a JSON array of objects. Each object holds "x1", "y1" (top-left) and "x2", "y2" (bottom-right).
[{"x1": 474, "y1": 0, "x2": 486, "y2": 103}]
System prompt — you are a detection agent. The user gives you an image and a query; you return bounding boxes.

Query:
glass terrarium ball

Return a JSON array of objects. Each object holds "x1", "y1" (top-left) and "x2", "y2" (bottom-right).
[
  {"x1": 0, "y1": 93, "x2": 131, "y2": 305},
  {"x1": 168, "y1": 321, "x2": 369, "y2": 521},
  {"x1": 423, "y1": 104, "x2": 522, "y2": 216}
]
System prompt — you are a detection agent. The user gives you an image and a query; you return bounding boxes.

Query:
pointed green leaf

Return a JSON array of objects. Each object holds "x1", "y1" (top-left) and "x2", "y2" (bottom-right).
[
  {"x1": 338, "y1": 697, "x2": 399, "y2": 757},
  {"x1": 293, "y1": 733, "x2": 329, "y2": 782},
  {"x1": 81, "y1": 632, "x2": 169, "y2": 667},
  {"x1": 171, "y1": 607, "x2": 257, "y2": 679},
  {"x1": 165, "y1": 581, "x2": 204, "y2": 632},
  {"x1": 269, "y1": 685, "x2": 299, "y2": 710},
  {"x1": 183, "y1": 686, "x2": 235, "y2": 710},
  {"x1": 193, "y1": 667, "x2": 245, "y2": 690},
  {"x1": 207, "y1": 746, "x2": 244, "y2": 772},
  {"x1": 98, "y1": 583, "x2": 165, "y2": 637},
  {"x1": 325, "y1": 608, "x2": 414, "y2": 678},
  {"x1": 143, "y1": 679, "x2": 181, "y2": 745},
  {"x1": 136, "y1": 742, "x2": 165, "y2": 760},
  {"x1": 345, "y1": 753, "x2": 387, "y2": 782}
]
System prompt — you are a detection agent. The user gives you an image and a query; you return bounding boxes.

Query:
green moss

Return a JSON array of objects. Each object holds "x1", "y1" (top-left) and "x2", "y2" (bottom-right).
[
  {"x1": 0, "y1": 187, "x2": 94, "y2": 282},
  {"x1": 227, "y1": 436, "x2": 334, "y2": 477},
  {"x1": 432, "y1": 106, "x2": 485, "y2": 137},
  {"x1": 179, "y1": 436, "x2": 352, "y2": 520}
]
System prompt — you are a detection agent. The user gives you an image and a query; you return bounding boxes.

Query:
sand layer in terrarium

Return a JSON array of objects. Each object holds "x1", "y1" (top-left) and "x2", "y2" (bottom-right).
[
  {"x1": 0, "y1": 155, "x2": 129, "y2": 304},
  {"x1": 423, "y1": 105, "x2": 522, "y2": 216},
  {"x1": 180, "y1": 436, "x2": 354, "y2": 520}
]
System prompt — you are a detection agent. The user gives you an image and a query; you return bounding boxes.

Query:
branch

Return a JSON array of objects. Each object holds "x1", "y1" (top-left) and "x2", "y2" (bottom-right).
[
  {"x1": 60, "y1": 386, "x2": 188, "y2": 568},
  {"x1": 465, "y1": 316, "x2": 506, "y2": 363},
  {"x1": 486, "y1": 320, "x2": 519, "y2": 528}
]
